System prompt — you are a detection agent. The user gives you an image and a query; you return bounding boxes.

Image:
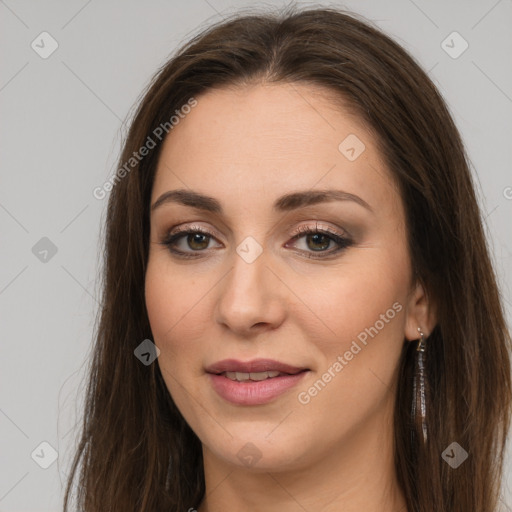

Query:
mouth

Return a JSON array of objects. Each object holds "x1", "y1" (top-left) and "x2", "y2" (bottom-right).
[
  {"x1": 204, "y1": 359, "x2": 310, "y2": 405},
  {"x1": 216, "y1": 369, "x2": 308, "y2": 382},
  {"x1": 205, "y1": 358, "x2": 309, "y2": 378}
]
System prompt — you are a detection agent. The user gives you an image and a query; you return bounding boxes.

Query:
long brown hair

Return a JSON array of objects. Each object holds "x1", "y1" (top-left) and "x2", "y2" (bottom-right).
[{"x1": 63, "y1": 5, "x2": 512, "y2": 511}]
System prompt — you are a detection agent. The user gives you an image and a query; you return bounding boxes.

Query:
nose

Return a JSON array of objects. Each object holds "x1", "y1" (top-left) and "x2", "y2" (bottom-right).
[{"x1": 214, "y1": 245, "x2": 287, "y2": 336}]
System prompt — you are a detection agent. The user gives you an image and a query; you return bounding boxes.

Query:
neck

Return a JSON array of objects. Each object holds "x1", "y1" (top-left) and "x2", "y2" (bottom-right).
[{"x1": 197, "y1": 394, "x2": 407, "y2": 512}]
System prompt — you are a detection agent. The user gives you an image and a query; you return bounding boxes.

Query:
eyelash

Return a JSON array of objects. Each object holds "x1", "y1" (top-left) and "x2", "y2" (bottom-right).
[{"x1": 159, "y1": 223, "x2": 353, "y2": 260}]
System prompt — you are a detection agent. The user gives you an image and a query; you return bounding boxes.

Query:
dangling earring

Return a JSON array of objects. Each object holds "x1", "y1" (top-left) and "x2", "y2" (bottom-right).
[{"x1": 411, "y1": 326, "x2": 428, "y2": 445}]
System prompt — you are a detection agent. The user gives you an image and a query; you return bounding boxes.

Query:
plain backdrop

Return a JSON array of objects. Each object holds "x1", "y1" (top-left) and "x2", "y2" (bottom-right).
[{"x1": 1, "y1": 0, "x2": 511, "y2": 510}]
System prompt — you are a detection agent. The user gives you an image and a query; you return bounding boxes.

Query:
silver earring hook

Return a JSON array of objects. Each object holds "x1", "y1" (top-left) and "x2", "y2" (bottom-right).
[{"x1": 417, "y1": 326, "x2": 426, "y2": 352}]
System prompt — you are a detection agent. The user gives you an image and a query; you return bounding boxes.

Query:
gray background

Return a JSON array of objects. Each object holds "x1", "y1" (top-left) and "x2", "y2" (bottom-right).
[{"x1": 1, "y1": 0, "x2": 511, "y2": 510}]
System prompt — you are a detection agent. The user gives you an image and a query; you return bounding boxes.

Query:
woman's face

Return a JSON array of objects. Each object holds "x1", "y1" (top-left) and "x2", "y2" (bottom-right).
[{"x1": 145, "y1": 82, "x2": 427, "y2": 472}]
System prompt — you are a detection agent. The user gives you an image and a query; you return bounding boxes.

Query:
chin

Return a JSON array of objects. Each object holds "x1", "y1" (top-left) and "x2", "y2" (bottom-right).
[{"x1": 204, "y1": 432, "x2": 312, "y2": 472}]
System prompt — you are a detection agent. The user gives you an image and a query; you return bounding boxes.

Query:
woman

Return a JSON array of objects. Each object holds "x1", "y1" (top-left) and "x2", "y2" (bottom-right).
[{"x1": 64, "y1": 5, "x2": 512, "y2": 512}]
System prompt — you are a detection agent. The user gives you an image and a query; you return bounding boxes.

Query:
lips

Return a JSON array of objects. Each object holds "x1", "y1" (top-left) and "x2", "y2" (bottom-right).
[
  {"x1": 205, "y1": 358, "x2": 308, "y2": 375},
  {"x1": 206, "y1": 359, "x2": 310, "y2": 405}
]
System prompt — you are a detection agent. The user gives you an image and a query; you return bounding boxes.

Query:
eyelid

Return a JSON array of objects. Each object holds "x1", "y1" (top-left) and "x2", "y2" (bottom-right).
[
  {"x1": 168, "y1": 223, "x2": 218, "y2": 239},
  {"x1": 166, "y1": 221, "x2": 348, "y2": 241},
  {"x1": 288, "y1": 221, "x2": 348, "y2": 240},
  {"x1": 160, "y1": 220, "x2": 352, "y2": 260}
]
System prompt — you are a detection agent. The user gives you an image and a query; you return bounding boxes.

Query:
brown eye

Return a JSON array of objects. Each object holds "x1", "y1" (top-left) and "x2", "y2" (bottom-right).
[
  {"x1": 160, "y1": 227, "x2": 221, "y2": 258},
  {"x1": 304, "y1": 232, "x2": 331, "y2": 251},
  {"x1": 186, "y1": 233, "x2": 210, "y2": 250},
  {"x1": 160, "y1": 225, "x2": 352, "y2": 260},
  {"x1": 286, "y1": 225, "x2": 353, "y2": 259}
]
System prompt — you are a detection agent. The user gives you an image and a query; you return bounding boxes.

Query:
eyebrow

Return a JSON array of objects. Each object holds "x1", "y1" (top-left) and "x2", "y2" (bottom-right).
[{"x1": 151, "y1": 188, "x2": 373, "y2": 214}]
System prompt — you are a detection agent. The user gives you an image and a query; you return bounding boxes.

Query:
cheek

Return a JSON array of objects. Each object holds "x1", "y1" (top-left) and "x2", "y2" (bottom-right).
[
  {"x1": 144, "y1": 261, "x2": 199, "y2": 414},
  {"x1": 292, "y1": 243, "x2": 410, "y2": 411},
  {"x1": 145, "y1": 255, "x2": 204, "y2": 341},
  {"x1": 145, "y1": 262, "x2": 177, "y2": 343},
  {"x1": 300, "y1": 251, "x2": 408, "y2": 346},
  {"x1": 144, "y1": 257, "x2": 212, "y2": 384}
]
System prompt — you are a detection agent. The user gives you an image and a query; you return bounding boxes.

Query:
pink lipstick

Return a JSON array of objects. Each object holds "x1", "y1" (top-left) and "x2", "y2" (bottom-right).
[{"x1": 205, "y1": 358, "x2": 309, "y2": 405}]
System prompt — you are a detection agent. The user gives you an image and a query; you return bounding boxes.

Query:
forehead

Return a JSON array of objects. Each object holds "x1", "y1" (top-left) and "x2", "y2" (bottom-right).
[{"x1": 151, "y1": 82, "x2": 400, "y2": 218}]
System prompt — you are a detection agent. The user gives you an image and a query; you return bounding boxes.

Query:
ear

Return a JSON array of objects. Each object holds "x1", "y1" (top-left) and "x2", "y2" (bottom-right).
[{"x1": 404, "y1": 279, "x2": 437, "y2": 341}]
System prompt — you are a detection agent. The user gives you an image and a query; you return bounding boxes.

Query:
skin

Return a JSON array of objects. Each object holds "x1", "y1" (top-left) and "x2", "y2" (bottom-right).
[{"x1": 145, "y1": 82, "x2": 436, "y2": 512}]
